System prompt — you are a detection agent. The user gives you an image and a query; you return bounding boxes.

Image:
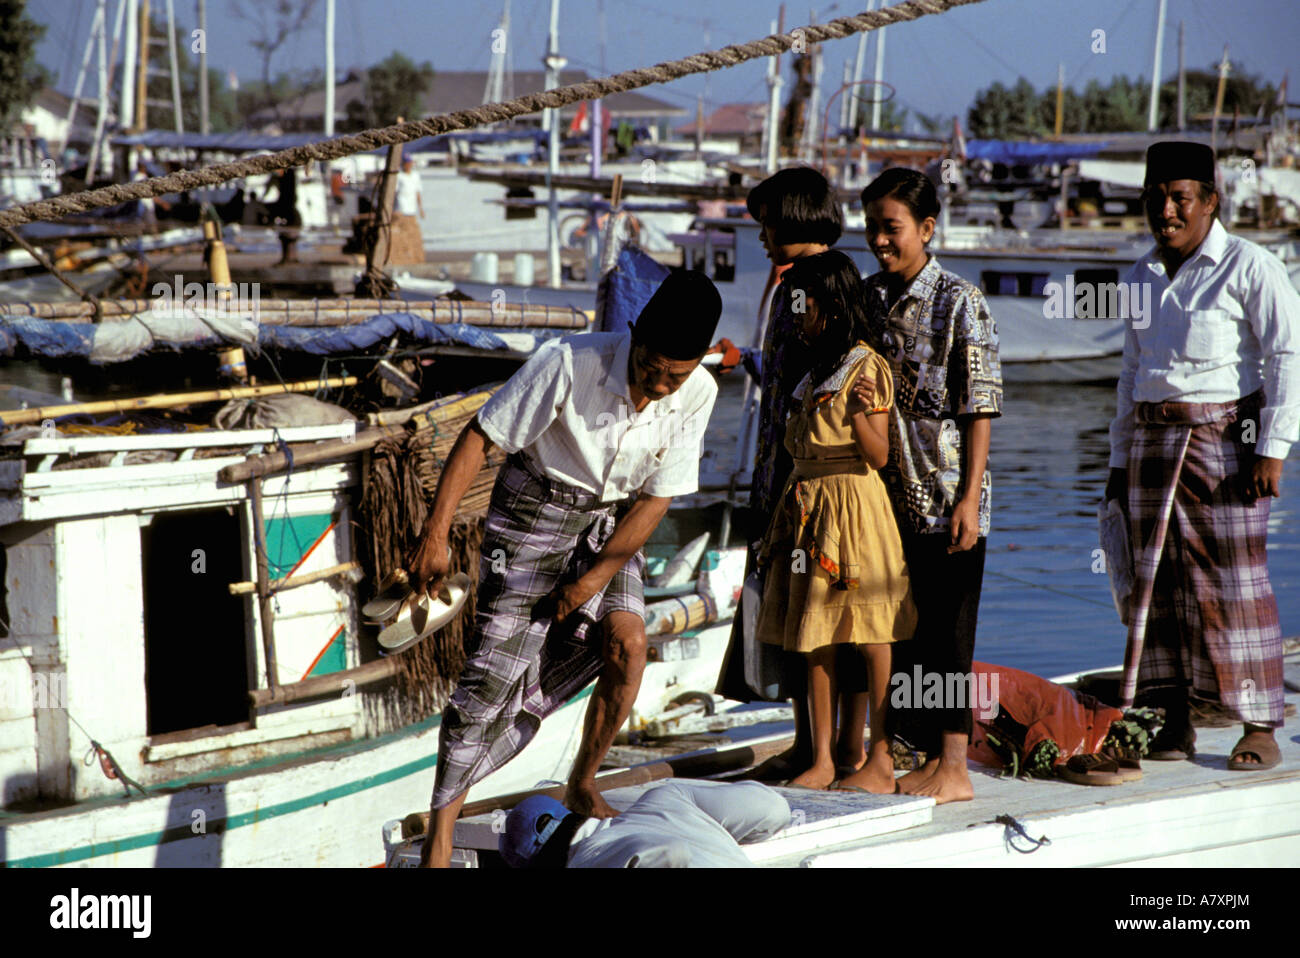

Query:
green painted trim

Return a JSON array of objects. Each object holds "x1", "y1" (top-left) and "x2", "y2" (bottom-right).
[{"x1": 2, "y1": 684, "x2": 596, "y2": 868}]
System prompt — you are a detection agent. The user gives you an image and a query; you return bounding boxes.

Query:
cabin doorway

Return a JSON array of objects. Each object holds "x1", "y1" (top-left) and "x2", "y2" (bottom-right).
[{"x1": 142, "y1": 508, "x2": 250, "y2": 736}]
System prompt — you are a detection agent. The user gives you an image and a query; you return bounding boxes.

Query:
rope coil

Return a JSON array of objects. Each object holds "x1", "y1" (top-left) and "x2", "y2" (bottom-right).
[{"x1": 0, "y1": 0, "x2": 988, "y2": 230}]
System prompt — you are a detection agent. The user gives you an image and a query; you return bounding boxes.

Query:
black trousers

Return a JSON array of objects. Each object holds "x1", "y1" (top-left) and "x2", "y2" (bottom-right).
[{"x1": 885, "y1": 532, "x2": 987, "y2": 755}]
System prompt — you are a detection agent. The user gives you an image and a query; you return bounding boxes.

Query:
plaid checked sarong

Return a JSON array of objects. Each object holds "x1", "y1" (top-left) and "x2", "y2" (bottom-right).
[
  {"x1": 431, "y1": 453, "x2": 645, "y2": 808},
  {"x1": 1120, "y1": 390, "x2": 1284, "y2": 727}
]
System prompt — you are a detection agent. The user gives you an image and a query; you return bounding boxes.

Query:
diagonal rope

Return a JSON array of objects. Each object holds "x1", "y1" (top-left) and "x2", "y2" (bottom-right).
[{"x1": 0, "y1": 0, "x2": 990, "y2": 230}]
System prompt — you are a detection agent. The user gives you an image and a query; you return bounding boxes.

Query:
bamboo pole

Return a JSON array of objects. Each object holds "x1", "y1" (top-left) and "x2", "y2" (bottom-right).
[
  {"x1": 228, "y1": 560, "x2": 359, "y2": 596},
  {"x1": 248, "y1": 655, "x2": 401, "y2": 708},
  {"x1": 400, "y1": 735, "x2": 796, "y2": 835},
  {"x1": 249, "y1": 478, "x2": 279, "y2": 694},
  {"x1": 217, "y1": 424, "x2": 397, "y2": 482},
  {"x1": 218, "y1": 389, "x2": 496, "y2": 483},
  {"x1": 0, "y1": 299, "x2": 590, "y2": 329},
  {"x1": 0, "y1": 376, "x2": 357, "y2": 426}
]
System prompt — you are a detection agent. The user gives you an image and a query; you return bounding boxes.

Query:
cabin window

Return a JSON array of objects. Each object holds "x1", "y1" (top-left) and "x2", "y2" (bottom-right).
[
  {"x1": 141, "y1": 508, "x2": 250, "y2": 736},
  {"x1": 980, "y1": 271, "x2": 1050, "y2": 297}
]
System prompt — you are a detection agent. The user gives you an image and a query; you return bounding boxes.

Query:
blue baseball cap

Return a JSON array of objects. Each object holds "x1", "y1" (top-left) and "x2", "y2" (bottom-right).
[{"x1": 499, "y1": 795, "x2": 572, "y2": 868}]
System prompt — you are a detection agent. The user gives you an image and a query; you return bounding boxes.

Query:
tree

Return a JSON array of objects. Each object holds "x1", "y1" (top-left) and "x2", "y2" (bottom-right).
[
  {"x1": 231, "y1": 0, "x2": 319, "y2": 124},
  {"x1": 968, "y1": 68, "x2": 1281, "y2": 139},
  {"x1": 343, "y1": 52, "x2": 434, "y2": 130},
  {"x1": 0, "y1": 0, "x2": 50, "y2": 130}
]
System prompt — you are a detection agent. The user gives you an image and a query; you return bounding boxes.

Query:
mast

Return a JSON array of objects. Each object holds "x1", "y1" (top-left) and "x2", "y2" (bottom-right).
[
  {"x1": 1210, "y1": 44, "x2": 1230, "y2": 152},
  {"x1": 763, "y1": 8, "x2": 784, "y2": 173},
  {"x1": 198, "y1": 0, "x2": 209, "y2": 134},
  {"x1": 62, "y1": 1, "x2": 106, "y2": 157},
  {"x1": 324, "y1": 0, "x2": 335, "y2": 136},
  {"x1": 136, "y1": 0, "x2": 150, "y2": 132},
  {"x1": 87, "y1": 0, "x2": 126, "y2": 183},
  {"x1": 543, "y1": 0, "x2": 565, "y2": 287},
  {"x1": 847, "y1": 4, "x2": 870, "y2": 132},
  {"x1": 121, "y1": 0, "x2": 139, "y2": 135},
  {"x1": 165, "y1": 0, "x2": 183, "y2": 133},
  {"x1": 1176, "y1": 20, "x2": 1185, "y2": 131},
  {"x1": 1146, "y1": 0, "x2": 1166, "y2": 132},
  {"x1": 591, "y1": 0, "x2": 604, "y2": 178},
  {"x1": 1054, "y1": 61, "x2": 1064, "y2": 137},
  {"x1": 870, "y1": 7, "x2": 886, "y2": 131}
]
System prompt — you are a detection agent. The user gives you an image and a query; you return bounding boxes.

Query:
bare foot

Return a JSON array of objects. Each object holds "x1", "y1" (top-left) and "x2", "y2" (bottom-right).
[
  {"x1": 565, "y1": 783, "x2": 619, "y2": 819},
  {"x1": 835, "y1": 752, "x2": 896, "y2": 794},
  {"x1": 895, "y1": 757, "x2": 940, "y2": 793},
  {"x1": 787, "y1": 759, "x2": 837, "y2": 790},
  {"x1": 835, "y1": 745, "x2": 867, "y2": 775},
  {"x1": 904, "y1": 756, "x2": 974, "y2": 804}
]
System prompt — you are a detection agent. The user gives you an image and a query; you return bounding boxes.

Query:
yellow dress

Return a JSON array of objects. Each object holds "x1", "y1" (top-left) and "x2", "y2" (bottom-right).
[{"x1": 755, "y1": 343, "x2": 916, "y2": 653}]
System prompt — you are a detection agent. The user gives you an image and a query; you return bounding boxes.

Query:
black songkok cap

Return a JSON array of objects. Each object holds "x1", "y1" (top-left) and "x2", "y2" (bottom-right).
[
  {"x1": 631, "y1": 270, "x2": 723, "y2": 360},
  {"x1": 1144, "y1": 141, "x2": 1216, "y2": 187}
]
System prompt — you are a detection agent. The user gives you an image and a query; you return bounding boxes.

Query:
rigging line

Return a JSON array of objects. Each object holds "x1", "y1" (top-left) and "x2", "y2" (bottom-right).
[
  {"x1": 0, "y1": 0, "x2": 993, "y2": 229},
  {"x1": 1065, "y1": 0, "x2": 1145, "y2": 91}
]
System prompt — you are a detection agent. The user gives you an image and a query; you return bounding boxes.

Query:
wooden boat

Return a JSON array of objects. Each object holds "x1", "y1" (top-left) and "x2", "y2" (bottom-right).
[
  {"x1": 386, "y1": 639, "x2": 1300, "y2": 868},
  {"x1": 0, "y1": 381, "x2": 746, "y2": 867}
]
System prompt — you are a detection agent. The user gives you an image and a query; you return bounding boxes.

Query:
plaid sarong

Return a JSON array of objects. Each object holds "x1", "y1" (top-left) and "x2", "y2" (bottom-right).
[
  {"x1": 431, "y1": 453, "x2": 645, "y2": 808},
  {"x1": 1121, "y1": 391, "x2": 1285, "y2": 727}
]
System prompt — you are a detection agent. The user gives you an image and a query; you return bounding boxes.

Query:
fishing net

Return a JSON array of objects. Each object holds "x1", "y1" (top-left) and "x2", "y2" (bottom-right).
[{"x1": 356, "y1": 389, "x2": 505, "y2": 729}]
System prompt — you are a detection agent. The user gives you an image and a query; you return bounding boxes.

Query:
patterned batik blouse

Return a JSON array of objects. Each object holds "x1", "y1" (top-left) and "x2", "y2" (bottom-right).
[
  {"x1": 863, "y1": 255, "x2": 1004, "y2": 536},
  {"x1": 750, "y1": 279, "x2": 814, "y2": 521}
]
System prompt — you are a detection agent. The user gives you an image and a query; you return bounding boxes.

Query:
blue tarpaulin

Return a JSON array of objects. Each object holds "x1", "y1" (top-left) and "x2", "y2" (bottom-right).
[
  {"x1": 965, "y1": 139, "x2": 1112, "y2": 166},
  {"x1": 596, "y1": 245, "x2": 669, "y2": 333},
  {"x1": 0, "y1": 312, "x2": 510, "y2": 364}
]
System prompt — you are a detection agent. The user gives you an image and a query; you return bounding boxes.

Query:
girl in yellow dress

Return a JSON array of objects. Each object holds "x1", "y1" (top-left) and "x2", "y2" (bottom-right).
[{"x1": 755, "y1": 250, "x2": 916, "y2": 792}]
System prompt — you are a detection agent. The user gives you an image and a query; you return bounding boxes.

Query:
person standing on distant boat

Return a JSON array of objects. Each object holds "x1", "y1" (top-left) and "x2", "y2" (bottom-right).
[
  {"x1": 857, "y1": 168, "x2": 1004, "y2": 805},
  {"x1": 1106, "y1": 141, "x2": 1299, "y2": 772},
  {"x1": 713, "y1": 167, "x2": 873, "y2": 784},
  {"x1": 753, "y1": 250, "x2": 916, "y2": 793},
  {"x1": 407, "y1": 270, "x2": 722, "y2": 868},
  {"x1": 394, "y1": 157, "x2": 424, "y2": 220}
]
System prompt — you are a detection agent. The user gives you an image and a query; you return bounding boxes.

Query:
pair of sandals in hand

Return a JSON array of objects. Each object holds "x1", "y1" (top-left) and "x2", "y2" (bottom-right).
[{"x1": 363, "y1": 559, "x2": 471, "y2": 653}]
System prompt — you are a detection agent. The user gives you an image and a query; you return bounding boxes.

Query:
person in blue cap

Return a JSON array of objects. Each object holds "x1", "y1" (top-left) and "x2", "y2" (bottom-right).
[{"x1": 499, "y1": 780, "x2": 790, "y2": 868}]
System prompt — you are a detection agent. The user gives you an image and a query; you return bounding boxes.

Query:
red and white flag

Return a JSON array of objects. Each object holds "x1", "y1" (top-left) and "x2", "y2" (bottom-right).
[
  {"x1": 569, "y1": 101, "x2": 589, "y2": 135},
  {"x1": 952, "y1": 116, "x2": 967, "y2": 162}
]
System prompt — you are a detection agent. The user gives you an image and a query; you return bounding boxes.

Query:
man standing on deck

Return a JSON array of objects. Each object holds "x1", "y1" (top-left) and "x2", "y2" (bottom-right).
[
  {"x1": 407, "y1": 270, "x2": 722, "y2": 868},
  {"x1": 394, "y1": 157, "x2": 424, "y2": 221},
  {"x1": 1106, "y1": 141, "x2": 1299, "y2": 772}
]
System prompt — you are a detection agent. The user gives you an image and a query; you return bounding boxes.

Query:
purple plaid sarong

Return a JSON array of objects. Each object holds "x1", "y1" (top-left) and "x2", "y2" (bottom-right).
[
  {"x1": 431, "y1": 452, "x2": 645, "y2": 808},
  {"x1": 1120, "y1": 390, "x2": 1285, "y2": 727}
]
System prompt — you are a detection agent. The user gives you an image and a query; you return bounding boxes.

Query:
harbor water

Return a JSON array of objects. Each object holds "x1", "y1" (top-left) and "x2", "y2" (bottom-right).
[{"x1": 702, "y1": 374, "x2": 1300, "y2": 680}]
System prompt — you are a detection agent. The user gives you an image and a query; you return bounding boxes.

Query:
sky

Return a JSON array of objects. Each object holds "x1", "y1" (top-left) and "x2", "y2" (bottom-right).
[{"x1": 31, "y1": 0, "x2": 1299, "y2": 132}]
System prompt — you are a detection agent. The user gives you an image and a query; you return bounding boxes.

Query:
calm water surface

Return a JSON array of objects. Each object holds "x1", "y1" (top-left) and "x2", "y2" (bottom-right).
[{"x1": 703, "y1": 376, "x2": 1300, "y2": 680}]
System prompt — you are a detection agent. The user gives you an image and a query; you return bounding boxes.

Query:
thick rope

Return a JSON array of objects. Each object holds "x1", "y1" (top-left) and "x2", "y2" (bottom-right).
[{"x1": 0, "y1": 0, "x2": 988, "y2": 230}]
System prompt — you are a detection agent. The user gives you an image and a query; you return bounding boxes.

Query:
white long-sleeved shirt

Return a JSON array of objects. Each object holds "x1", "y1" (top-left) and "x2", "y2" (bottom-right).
[
  {"x1": 1109, "y1": 219, "x2": 1300, "y2": 466},
  {"x1": 476, "y1": 331, "x2": 717, "y2": 501}
]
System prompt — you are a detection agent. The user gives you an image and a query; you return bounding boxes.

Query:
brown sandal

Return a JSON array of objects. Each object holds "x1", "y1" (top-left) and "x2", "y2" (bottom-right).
[
  {"x1": 1056, "y1": 753, "x2": 1127, "y2": 786},
  {"x1": 1227, "y1": 732, "x2": 1281, "y2": 771}
]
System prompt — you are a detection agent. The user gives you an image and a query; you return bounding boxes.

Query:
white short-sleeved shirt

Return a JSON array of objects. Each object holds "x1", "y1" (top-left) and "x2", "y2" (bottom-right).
[
  {"x1": 476, "y1": 331, "x2": 718, "y2": 501},
  {"x1": 394, "y1": 170, "x2": 422, "y2": 216},
  {"x1": 1109, "y1": 219, "x2": 1300, "y2": 464}
]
